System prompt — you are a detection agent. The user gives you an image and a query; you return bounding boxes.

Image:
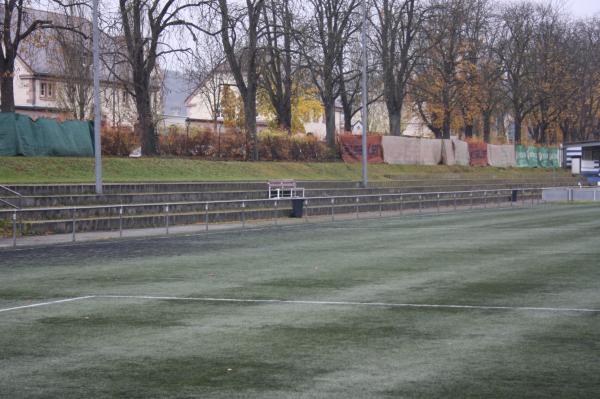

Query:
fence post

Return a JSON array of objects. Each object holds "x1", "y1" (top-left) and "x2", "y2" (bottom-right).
[
  {"x1": 356, "y1": 197, "x2": 360, "y2": 219},
  {"x1": 12, "y1": 211, "x2": 17, "y2": 248},
  {"x1": 205, "y1": 203, "x2": 209, "y2": 231},
  {"x1": 483, "y1": 191, "x2": 487, "y2": 209},
  {"x1": 436, "y1": 194, "x2": 440, "y2": 213},
  {"x1": 242, "y1": 201, "x2": 246, "y2": 228},
  {"x1": 400, "y1": 194, "x2": 403, "y2": 215},
  {"x1": 453, "y1": 193, "x2": 457, "y2": 211},
  {"x1": 470, "y1": 192, "x2": 474, "y2": 210},
  {"x1": 305, "y1": 199, "x2": 309, "y2": 222},
  {"x1": 71, "y1": 209, "x2": 76, "y2": 242},
  {"x1": 274, "y1": 200, "x2": 278, "y2": 226},
  {"x1": 419, "y1": 195, "x2": 422, "y2": 214},
  {"x1": 331, "y1": 198, "x2": 335, "y2": 221},
  {"x1": 119, "y1": 206, "x2": 123, "y2": 238},
  {"x1": 165, "y1": 205, "x2": 170, "y2": 234},
  {"x1": 379, "y1": 196, "x2": 383, "y2": 217}
]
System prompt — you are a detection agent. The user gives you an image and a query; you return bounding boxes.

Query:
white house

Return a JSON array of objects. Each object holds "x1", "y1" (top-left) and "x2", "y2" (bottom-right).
[
  {"x1": 184, "y1": 63, "x2": 344, "y2": 140},
  {"x1": 6, "y1": 8, "x2": 163, "y2": 129}
]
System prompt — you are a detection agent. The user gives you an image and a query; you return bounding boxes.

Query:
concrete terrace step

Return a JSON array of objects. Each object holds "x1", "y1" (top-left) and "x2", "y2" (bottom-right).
[
  {"x1": 4, "y1": 177, "x2": 579, "y2": 196},
  {"x1": 3, "y1": 180, "x2": 572, "y2": 216},
  {"x1": 9, "y1": 189, "x2": 542, "y2": 236},
  {"x1": 6, "y1": 179, "x2": 577, "y2": 209}
]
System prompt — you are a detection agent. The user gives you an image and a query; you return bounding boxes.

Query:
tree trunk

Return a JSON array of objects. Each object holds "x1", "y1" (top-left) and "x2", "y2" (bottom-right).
[
  {"x1": 442, "y1": 109, "x2": 451, "y2": 139},
  {"x1": 325, "y1": 100, "x2": 337, "y2": 149},
  {"x1": 464, "y1": 124, "x2": 473, "y2": 139},
  {"x1": 483, "y1": 113, "x2": 491, "y2": 143},
  {"x1": 388, "y1": 108, "x2": 402, "y2": 136},
  {"x1": 514, "y1": 116, "x2": 522, "y2": 144},
  {"x1": 244, "y1": 96, "x2": 259, "y2": 161},
  {"x1": 343, "y1": 107, "x2": 352, "y2": 133},
  {"x1": 136, "y1": 94, "x2": 158, "y2": 155},
  {"x1": 1, "y1": 75, "x2": 16, "y2": 112},
  {"x1": 277, "y1": 101, "x2": 292, "y2": 135}
]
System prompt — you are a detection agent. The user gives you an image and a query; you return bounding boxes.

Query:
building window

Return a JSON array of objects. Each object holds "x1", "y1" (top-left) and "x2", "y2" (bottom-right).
[{"x1": 40, "y1": 82, "x2": 55, "y2": 99}]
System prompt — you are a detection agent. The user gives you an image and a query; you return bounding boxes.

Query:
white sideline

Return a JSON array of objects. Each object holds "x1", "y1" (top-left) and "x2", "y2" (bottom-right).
[
  {"x1": 0, "y1": 296, "x2": 95, "y2": 313},
  {"x1": 2, "y1": 294, "x2": 599, "y2": 314},
  {"x1": 97, "y1": 295, "x2": 600, "y2": 313}
]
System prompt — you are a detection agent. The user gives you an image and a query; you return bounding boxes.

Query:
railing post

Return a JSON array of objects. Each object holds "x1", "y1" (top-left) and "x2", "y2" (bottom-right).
[
  {"x1": 165, "y1": 205, "x2": 170, "y2": 234},
  {"x1": 379, "y1": 196, "x2": 382, "y2": 217},
  {"x1": 400, "y1": 194, "x2": 403, "y2": 215},
  {"x1": 356, "y1": 197, "x2": 360, "y2": 219},
  {"x1": 205, "y1": 203, "x2": 209, "y2": 231},
  {"x1": 331, "y1": 198, "x2": 335, "y2": 221},
  {"x1": 12, "y1": 211, "x2": 17, "y2": 248},
  {"x1": 419, "y1": 195, "x2": 422, "y2": 214},
  {"x1": 305, "y1": 199, "x2": 309, "y2": 222},
  {"x1": 242, "y1": 201, "x2": 246, "y2": 228},
  {"x1": 274, "y1": 200, "x2": 278, "y2": 226},
  {"x1": 483, "y1": 191, "x2": 487, "y2": 209},
  {"x1": 470, "y1": 192, "x2": 474, "y2": 210},
  {"x1": 453, "y1": 192, "x2": 457, "y2": 211},
  {"x1": 71, "y1": 209, "x2": 76, "y2": 242},
  {"x1": 436, "y1": 194, "x2": 440, "y2": 213},
  {"x1": 119, "y1": 206, "x2": 123, "y2": 238}
]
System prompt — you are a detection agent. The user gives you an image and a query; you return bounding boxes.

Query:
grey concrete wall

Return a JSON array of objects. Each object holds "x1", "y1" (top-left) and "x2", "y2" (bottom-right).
[{"x1": 542, "y1": 187, "x2": 600, "y2": 202}]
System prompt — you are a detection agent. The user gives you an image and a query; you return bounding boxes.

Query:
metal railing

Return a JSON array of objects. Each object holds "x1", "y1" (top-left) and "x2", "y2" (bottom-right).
[
  {"x1": 0, "y1": 185, "x2": 22, "y2": 209},
  {"x1": 0, "y1": 187, "x2": 545, "y2": 248}
]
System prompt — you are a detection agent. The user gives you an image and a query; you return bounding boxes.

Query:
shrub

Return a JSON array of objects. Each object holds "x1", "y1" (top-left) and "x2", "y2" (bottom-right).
[
  {"x1": 102, "y1": 124, "x2": 336, "y2": 161},
  {"x1": 101, "y1": 127, "x2": 138, "y2": 156},
  {"x1": 258, "y1": 129, "x2": 291, "y2": 160}
]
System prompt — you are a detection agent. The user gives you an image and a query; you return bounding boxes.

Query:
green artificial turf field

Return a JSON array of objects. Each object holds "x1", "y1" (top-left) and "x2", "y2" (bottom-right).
[{"x1": 1, "y1": 204, "x2": 599, "y2": 398}]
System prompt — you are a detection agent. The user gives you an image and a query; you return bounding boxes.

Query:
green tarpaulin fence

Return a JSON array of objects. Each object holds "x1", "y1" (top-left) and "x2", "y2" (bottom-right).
[
  {"x1": 0, "y1": 113, "x2": 93, "y2": 157},
  {"x1": 548, "y1": 148, "x2": 560, "y2": 168},
  {"x1": 516, "y1": 145, "x2": 528, "y2": 167},
  {"x1": 526, "y1": 146, "x2": 539, "y2": 167},
  {"x1": 516, "y1": 144, "x2": 559, "y2": 168}
]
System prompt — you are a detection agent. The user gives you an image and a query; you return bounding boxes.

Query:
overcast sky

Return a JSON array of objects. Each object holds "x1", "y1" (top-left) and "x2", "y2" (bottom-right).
[{"x1": 566, "y1": 0, "x2": 600, "y2": 17}]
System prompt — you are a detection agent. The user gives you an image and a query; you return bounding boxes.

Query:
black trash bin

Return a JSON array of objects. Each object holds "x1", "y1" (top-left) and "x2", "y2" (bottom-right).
[
  {"x1": 511, "y1": 190, "x2": 518, "y2": 202},
  {"x1": 291, "y1": 198, "x2": 305, "y2": 218}
]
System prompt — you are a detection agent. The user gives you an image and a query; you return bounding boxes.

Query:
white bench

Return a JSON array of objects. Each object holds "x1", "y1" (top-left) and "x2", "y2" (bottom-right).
[{"x1": 268, "y1": 180, "x2": 305, "y2": 199}]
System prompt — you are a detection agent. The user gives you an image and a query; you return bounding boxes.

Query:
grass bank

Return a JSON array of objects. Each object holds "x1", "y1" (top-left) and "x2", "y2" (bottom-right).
[{"x1": 0, "y1": 156, "x2": 570, "y2": 184}]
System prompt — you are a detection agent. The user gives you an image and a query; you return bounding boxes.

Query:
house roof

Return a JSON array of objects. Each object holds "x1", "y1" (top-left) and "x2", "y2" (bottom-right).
[{"x1": 8, "y1": 6, "x2": 122, "y2": 82}]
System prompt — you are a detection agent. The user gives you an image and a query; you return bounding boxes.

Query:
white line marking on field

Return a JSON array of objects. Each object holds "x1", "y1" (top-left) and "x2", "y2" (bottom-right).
[
  {"x1": 0, "y1": 296, "x2": 95, "y2": 313},
  {"x1": 97, "y1": 295, "x2": 600, "y2": 313}
]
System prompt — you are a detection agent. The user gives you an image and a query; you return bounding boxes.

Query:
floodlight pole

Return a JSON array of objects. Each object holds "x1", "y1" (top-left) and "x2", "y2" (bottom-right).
[
  {"x1": 360, "y1": 0, "x2": 368, "y2": 188},
  {"x1": 92, "y1": 0, "x2": 103, "y2": 194}
]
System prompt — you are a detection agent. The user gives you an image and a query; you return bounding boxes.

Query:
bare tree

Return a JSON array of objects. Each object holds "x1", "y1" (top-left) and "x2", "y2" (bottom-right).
[
  {"x1": 217, "y1": 0, "x2": 264, "y2": 160},
  {"x1": 457, "y1": 0, "x2": 489, "y2": 138},
  {"x1": 260, "y1": 0, "x2": 296, "y2": 134},
  {"x1": 372, "y1": 0, "x2": 426, "y2": 136},
  {"x1": 411, "y1": 0, "x2": 470, "y2": 139},
  {"x1": 186, "y1": 35, "x2": 225, "y2": 134},
  {"x1": 496, "y1": 1, "x2": 537, "y2": 144},
  {"x1": 527, "y1": 3, "x2": 569, "y2": 145},
  {"x1": 0, "y1": 0, "x2": 86, "y2": 112},
  {"x1": 52, "y1": 3, "x2": 93, "y2": 120},
  {"x1": 559, "y1": 18, "x2": 600, "y2": 142},
  {"x1": 109, "y1": 0, "x2": 205, "y2": 155},
  {"x1": 296, "y1": 0, "x2": 360, "y2": 148}
]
